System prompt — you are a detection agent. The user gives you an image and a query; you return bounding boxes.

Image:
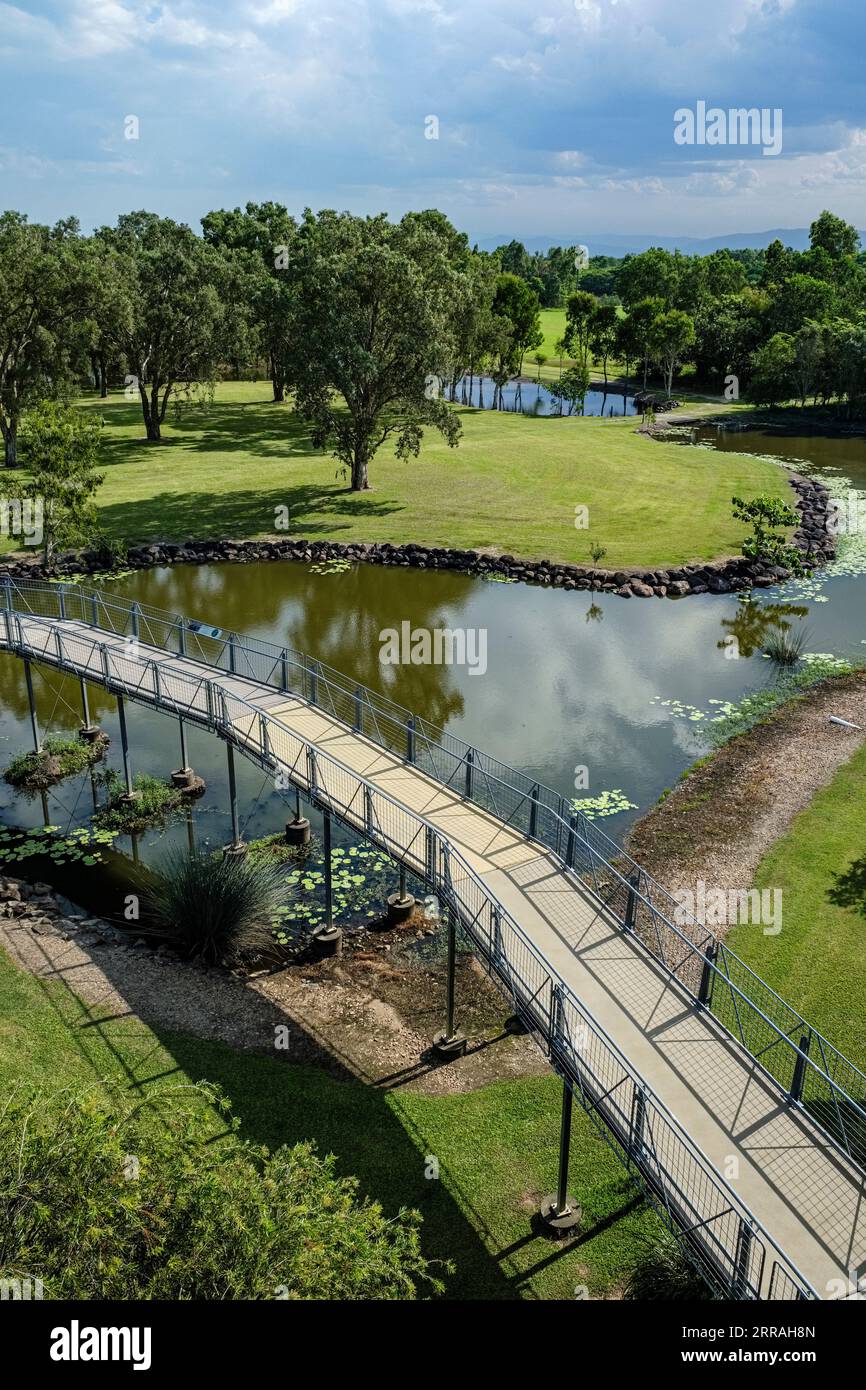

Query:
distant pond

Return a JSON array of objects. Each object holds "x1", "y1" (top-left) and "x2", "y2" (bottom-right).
[{"x1": 447, "y1": 373, "x2": 637, "y2": 417}]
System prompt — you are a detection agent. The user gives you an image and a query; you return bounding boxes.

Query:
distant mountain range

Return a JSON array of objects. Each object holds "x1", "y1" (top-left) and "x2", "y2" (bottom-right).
[{"x1": 474, "y1": 228, "x2": 866, "y2": 257}]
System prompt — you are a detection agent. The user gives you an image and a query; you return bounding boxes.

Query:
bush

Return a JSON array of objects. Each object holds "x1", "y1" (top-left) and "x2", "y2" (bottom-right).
[
  {"x1": 93, "y1": 770, "x2": 183, "y2": 833},
  {"x1": 140, "y1": 845, "x2": 290, "y2": 965},
  {"x1": 0, "y1": 1082, "x2": 442, "y2": 1300},
  {"x1": 3, "y1": 734, "x2": 106, "y2": 791},
  {"x1": 624, "y1": 1231, "x2": 714, "y2": 1300}
]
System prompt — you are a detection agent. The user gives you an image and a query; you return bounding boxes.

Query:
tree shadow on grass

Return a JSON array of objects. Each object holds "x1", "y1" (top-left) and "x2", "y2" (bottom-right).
[
  {"x1": 827, "y1": 855, "x2": 866, "y2": 920},
  {"x1": 98, "y1": 485, "x2": 404, "y2": 546}
]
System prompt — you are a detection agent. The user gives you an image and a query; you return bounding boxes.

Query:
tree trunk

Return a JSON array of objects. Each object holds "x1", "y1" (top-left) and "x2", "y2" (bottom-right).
[
  {"x1": 1, "y1": 415, "x2": 18, "y2": 468},
  {"x1": 273, "y1": 380, "x2": 285, "y2": 403},
  {"x1": 99, "y1": 353, "x2": 108, "y2": 398},
  {"x1": 350, "y1": 452, "x2": 369, "y2": 491},
  {"x1": 139, "y1": 385, "x2": 161, "y2": 442}
]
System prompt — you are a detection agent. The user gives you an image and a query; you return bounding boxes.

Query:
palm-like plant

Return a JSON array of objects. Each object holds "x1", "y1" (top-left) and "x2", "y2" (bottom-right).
[{"x1": 139, "y1": 846, "x2": 290, "y2": 966}]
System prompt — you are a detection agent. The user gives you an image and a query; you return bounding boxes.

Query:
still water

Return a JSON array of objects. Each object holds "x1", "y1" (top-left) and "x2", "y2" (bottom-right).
[
  {"x1": 448, "y1": 374, "x2": 637, "y2": 416},
  {"x1": 0, "y1": 425, "x2": 863, "y2": 911}
]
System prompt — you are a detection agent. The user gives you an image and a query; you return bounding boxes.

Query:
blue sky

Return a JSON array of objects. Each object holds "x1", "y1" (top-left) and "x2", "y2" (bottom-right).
[{"x1": 1, "y1": 0, "x2": 865, "y2": 243}]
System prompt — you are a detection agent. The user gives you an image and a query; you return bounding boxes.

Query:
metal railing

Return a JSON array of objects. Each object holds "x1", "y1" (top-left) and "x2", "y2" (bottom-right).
[
  {"x1": 4, "y1": 575, "x2": 866, "y2": 1187},
  {"x1": 0, "y1": 601, "x2": 819, "y2": 1300}
]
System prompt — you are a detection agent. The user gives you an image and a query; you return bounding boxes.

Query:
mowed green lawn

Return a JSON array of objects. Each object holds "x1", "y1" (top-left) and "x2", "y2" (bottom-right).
[
  {"x1": 5, "y1": 381, "x2": 789, "y2": 570},
  {"x1": 0, "y1": 944, "x2": 660, "y2": 1299},
  {"x1": 725, "y1": 740, "x2": 866, "y2": 1070}
]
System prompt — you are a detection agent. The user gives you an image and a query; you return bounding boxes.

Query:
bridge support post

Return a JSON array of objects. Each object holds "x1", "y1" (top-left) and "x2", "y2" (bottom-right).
[
  {"x1": 77, "y1": 677, "x2": 103, "y2": 744},
  {"x1": 285, "y1": 787, "x2": 310, "y2": 846},
  {"x1": 540, "y1": 1080, "x2": 581, "y2": 1233},
  {"x1": 432, "y1": 908, "x2": 466, "y2": 1059},
  {"x1": 221, "y1": 741, "x2": 247, "y2": 860},
  {"x1": 313, "y1": 809, "x2": 342, "y2": 955},
  {"x1": 171, "y1": 717, "x2": 205, "y2": 795},
  {"x1": 116, "y1": 695, "x2": 139, "y2": 802},
  {"x1": 387, "y1": 862, "x2": 415, "y2": 924},
  {"x1": 23, "y1": 659, "x2": 41, "y2": 753}
]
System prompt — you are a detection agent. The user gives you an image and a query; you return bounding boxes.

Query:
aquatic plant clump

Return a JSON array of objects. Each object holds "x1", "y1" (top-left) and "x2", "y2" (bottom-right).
[
  {"x1": 3, "y1": 733, "x2": 108, "y2": 791},
  {"x1": 0, "y1": 824, "x2": 117, "y2": 868},
  {"x1": 93, "y1": 770, "x2": 186, "y2": 834},
  {"x1": 571, "y1": 789, "x2": 638, "y2": 820}
]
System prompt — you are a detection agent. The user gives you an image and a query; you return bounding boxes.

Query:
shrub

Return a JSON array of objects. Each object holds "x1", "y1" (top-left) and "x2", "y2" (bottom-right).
[
  {"x1": 624, "y1": 1231, "x2": 714, "y2": 1300},
  {"x1": 731, "y1": 493, "x2": 804, "y2": 575},
  {"x1": 0, "y1": 1082, "x2": 442, "y2": 1300},
  {"x1": 139, "y1": 845, "x2": 290, "y2": 965},
  {"x1": 93, "y1": 770, "x2": 183, "y2": 833},
  {"x1": 762, "y1": 626, "x2": 809, "y2": 667},
  {"x1": 3, "y1": 734, "x2": 106, "y2": 791}
]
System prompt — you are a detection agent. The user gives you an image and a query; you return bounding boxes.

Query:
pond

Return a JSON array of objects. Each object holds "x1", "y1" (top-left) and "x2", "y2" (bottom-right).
[
  {"x1": 1, "y1": 422, "x2": 864, "y2": 920},
  {"x1": 447, "y1": 374, "x2": 637, "y2": 416}
]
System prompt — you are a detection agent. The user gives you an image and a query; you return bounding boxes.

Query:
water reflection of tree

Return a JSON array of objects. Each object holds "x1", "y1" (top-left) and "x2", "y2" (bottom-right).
[
  {"x1": 717, "y1": 600, "x2": 809, "y2": 659},
  {"x1": 585, "y1": 602, "x2": 604, "y2": 624}
]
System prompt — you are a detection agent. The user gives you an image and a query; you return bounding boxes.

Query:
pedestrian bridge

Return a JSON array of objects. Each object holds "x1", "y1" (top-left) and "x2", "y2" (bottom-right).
[{"x1": 2, "y1": 576, "x2": 865, "y2": 1302}]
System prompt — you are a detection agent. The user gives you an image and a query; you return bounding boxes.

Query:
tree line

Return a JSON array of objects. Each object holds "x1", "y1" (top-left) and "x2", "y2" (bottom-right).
[{"x1": 1, "y1": 205, "x2": 864, "y2": 502}]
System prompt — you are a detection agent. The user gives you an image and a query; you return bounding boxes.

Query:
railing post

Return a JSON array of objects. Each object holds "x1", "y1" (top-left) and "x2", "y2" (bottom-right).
[
  {"x1": 280, "y1": 648, "x2": 289, "y2": 692},
  {"x1": 492, "y1": 905, "x2": 502, "y2": 963},
  {"x1": 260, "y1": 714, "x2": 271, "y2": 763},
  {"x1": 548, "y1": 980, "x2": 564, "y2": 1045},
  {"x1": 790, "y1": 1031, "x2": 812, "y2": 1103},
  {"x1": 205, "y1": 680, "x2": 215, "y2": 725},
  {"x1": 116, "y1": 694, "x2": 134, "y2": 797},
  {"x1": 90, "y1": 592, "x2": 99, "y2": 627},
  {"x1": 732, "y1": 1219, "x2": 754, "y2": 1299},
  {"x1": 57, "y1": 584, "x2": 66, "y2": 622},
  {"x1": 23, "y1": 659, "x2": 40, "y2": 753},
  {"x1": 406, "y1": 714, "x2": 416, "y2": 763},
  {"x1": 426, "y1": 826, "x2": 436, "y2": 885},
  {"x1": 529, "y1": 783, "x2": 540, "y2": 839},
  {"x1": 312, "y1": 811, "x2": 342, "y2": 955},
  {"x1": 310, "y1": 662, "x2": 318, "y2": 706},
  {"x1": 540, "y1": 1080, "x2": 580, "y2": 1231},
  {"x1": 565, "y1": 812, "x2": 577, "y2": 868},
  {"x1": 152, "y1": 664, "x2": 161, "y2": 703},
  {"x1": 100, "y1": 644, "x2": 110, "y2": 681},
  {"x1": 364, "y1": 785, "x2": 374, "y2": 835},
  {"x1": 222, "y1": 740, "x2": 246, "y2": 859},
  {"x1": 129, "y1": 602, "x2": 139, "y2": 640},
  {"x1": 465, "y1": 748, "x2": 475, "y2": 799},
  {"x1": 698, "y1": 942, "x2": 718, "y2": 1009},
  {"x1": 307, "y1": 746, "x2": 318, "y2": 797},
  {"x1": 631, "y1": 1084, "x2": 647, "y2": 1162},
  {"x1": 228, "y1": 633, "x2": 237, "y2": 675},
  {"x1": 432, "y1": 906, "x2": 466, "y2": 1058},
  {"x1": 624, "y1": 872, "x2": 640, "y2": 931},
  {"x1": 177, "y1": 618, "x2": 186, "y2": 657},
  {"x1": 354, "y1": 685, "x2": 363, "y2": 732}
]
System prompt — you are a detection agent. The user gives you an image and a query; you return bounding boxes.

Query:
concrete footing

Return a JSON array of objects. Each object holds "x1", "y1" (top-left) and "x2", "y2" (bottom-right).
[
  {"x1": 539, "y1": 1197, "x2": 581, "y2": 1234},
  {"x1": 285, "y1": 816, "x2": 311, "y2": 846},
  {"x1": 312, "y1": 924, "x2": 342, "y2": 956},
  {"x1": 171, "y1": 767, "x2": 206, "y2": 796},
  {"x1": 222, "y1": 841, "x2": 248, "y2": 862},
  {"x1": 386, "y1": 890, "x2": 415, "y2": 924},
  {"x1": 431, "y1": 1030, "x2": 467, "y2": 1060},
  {"x1": 78, "y1": 725, "x2": 104, "y2": 745}
]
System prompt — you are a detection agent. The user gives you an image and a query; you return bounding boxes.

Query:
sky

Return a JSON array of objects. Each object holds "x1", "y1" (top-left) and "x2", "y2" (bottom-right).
[{"x1": 1, "y1": 0, "x2": 865, "y2": 246}]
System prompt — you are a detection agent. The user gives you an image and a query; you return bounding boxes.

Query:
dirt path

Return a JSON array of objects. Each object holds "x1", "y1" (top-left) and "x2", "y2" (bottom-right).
[
  {"x1": 627, "y1": 672, "x2": 866, "y2": 908},
  {"x1": 0, "y1": 887, "x2": 546, "y2": 1096}
]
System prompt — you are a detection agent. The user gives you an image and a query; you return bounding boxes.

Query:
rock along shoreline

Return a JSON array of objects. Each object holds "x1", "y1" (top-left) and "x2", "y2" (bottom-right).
[{"x1": 0, "y1": 474, "x2": 835, "y2": 601}]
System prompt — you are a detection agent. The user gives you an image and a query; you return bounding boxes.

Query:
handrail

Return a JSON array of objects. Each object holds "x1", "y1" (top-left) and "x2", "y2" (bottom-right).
[
  {"x1": 0, "y1": 604, "x2": 819, "y2": 1301},
  {"x1": 5, "y1": 575, "x2": 866, "y2": 1184}
]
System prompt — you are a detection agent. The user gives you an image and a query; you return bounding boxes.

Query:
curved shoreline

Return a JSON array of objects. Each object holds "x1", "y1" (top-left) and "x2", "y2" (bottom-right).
[
  {"x1": 625, "y1": 671, "x2": 866, "y2": 923},
  {"x1": 0, "y1": 468, "x2": 835, "y2": 600}
]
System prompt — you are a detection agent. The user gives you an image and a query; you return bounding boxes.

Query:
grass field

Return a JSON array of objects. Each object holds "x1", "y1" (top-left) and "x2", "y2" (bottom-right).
[
  {"x1": 725, "y1": 740, "x2": 866, "y2": 1070},
  {"x1": 0, "y1": 381, "x2": 790, "y2": 570},
  {"x1": 0, "y1": 943, "x2": 661, "y2": 1299}
]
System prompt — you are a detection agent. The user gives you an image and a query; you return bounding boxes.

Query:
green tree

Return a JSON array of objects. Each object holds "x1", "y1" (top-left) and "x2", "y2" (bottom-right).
[
  {"x1": 97, "y1": 212, "x2": 225, "y2": 442},
  {"x1": 0, "y1": 213, "x2": 94, "y2": 467},
  {"x1": 627, "y1": 296, "x2": 665, "y2": 387},
  {"x1": 748, "y1": 333, "x2": 795, "y2": 407},
  {"x1": 649, "y1": 309, "x2": 695, "y2": 395},
  {"x1": 732, "y1": 494, "x2": 803, "y2": 573},
  {"x1": 615, "y1": 247, "x2": 681, "y2": 309},
  {"x1": 202, "y1": 201, "x2": 297, "y2": 400},
  {"x1": 0, "y1": 1083, "x2": 442, "y2": 1299},
  {"x1": 809, "y1": 210, "x2": 860, "y2": 261},
  {"x1": 564, "y1": 290, "x2": 599, "y2": 371},
  {"x1": 589, "y1": 302, "x2": 619, "y2": 386},
  {"x1": 18, "y1": 400, "x2": 104, "y2": 566},
  {"x1": 291, "y1": 210, "x2": 469, "y2": 491}
]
